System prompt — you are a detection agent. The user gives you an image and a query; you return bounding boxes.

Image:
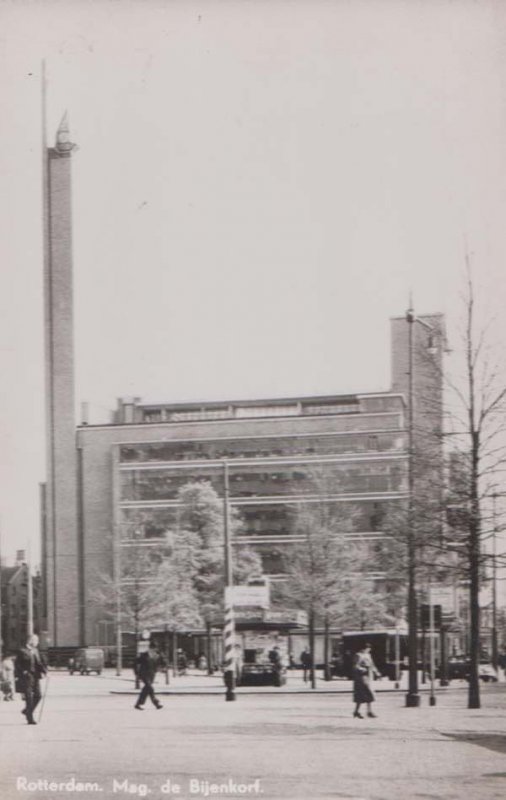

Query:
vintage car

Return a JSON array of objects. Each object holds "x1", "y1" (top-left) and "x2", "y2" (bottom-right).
[{"x1": 69, "y1": 647, "x2": 104, "y2": 675}]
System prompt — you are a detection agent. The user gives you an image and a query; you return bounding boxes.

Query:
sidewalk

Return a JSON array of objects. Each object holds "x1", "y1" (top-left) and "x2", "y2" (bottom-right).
[
  {"x1": 2, "y1": 671, "x2": 504, "y2": 800},
  {"x1": 105, "y1": 667, "x2": 465, "y2": 696}
]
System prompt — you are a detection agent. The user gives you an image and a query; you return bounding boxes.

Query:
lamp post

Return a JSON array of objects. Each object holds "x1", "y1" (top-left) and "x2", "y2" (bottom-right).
[
  {"x1": 491, "y1": 492, "x2": 498, "y2": 673},
  {"x1": 394, "y1": 626, "x2": 400, "y2": 689},
  {"x1": 114, "y1": 530, "x2": 122, "y2": 676},
  {"x1": 223, "y1": 460, "x2": 236, "y2": 701},
  {"x1": 404, "y1": 307, "x2": 438, "y2": 707},
  {"x1": 405, "y1": 307, "x2": 420, "y2": 706},
  {"x1": 0, "y1": 524, "x2": 3, "y2": 666},
  {"x1": 428, "y1": 582, "x2": 436, "y2": 706},
  {"x1": 27, "y1": 542, "x2": 34, "y2": 638}
]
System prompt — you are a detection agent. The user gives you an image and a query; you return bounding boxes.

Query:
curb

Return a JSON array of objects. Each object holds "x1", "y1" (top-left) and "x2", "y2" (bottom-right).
[{"x1": 110, "y1": 686, "x2": 455, "y2": 697}]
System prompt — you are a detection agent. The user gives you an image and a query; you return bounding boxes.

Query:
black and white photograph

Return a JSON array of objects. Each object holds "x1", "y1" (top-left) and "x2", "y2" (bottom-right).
[{"x1": 1, "y1": 1, "x2": 506, "y2": 798}]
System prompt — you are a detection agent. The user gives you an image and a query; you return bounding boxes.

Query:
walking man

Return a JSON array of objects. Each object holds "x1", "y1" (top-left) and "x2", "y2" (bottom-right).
[
  {"x1": 134, "y1": 641, "x2": 163, "y2": 710},
  {"x1": 176, "y1": 648, "x2": 187, "y2": 676},
  {"x1": 15, "y1": 634, "x2": 47, "y2": 725},
  {"x1": 300, "y1": 648, "x2": 312, "y2": 683}
]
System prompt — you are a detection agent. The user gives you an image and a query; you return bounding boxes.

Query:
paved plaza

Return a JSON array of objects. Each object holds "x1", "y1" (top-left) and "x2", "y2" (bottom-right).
[{"x1": 0, "y1": 670, "x2": 505, "y2": 800}]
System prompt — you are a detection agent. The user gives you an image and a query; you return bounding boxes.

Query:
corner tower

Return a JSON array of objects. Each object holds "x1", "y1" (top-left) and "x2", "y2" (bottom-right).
[{"x1": 42, "y1": 108, "x2": 81, "y2": 648}]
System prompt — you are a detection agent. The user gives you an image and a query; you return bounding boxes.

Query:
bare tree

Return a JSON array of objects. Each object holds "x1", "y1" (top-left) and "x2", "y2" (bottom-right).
[
  {"x1": 412, "y1": 272, "x2": 506, "y2": 708},
  {"x1": 281, "y1": 471, "x2": 396, "y2": 687},
  {"x1": 444, "y1": 273, "x2": 506, "y2": 707}
]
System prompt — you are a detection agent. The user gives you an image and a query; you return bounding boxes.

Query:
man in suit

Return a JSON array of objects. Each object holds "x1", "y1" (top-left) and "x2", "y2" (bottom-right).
[
  {"x1": 300, "y1": 648, "x2": 312, "y2": 683},
  {"x1": 134, "y1": 641, "x2": 163, "y2": 710},
  {"x1": 15, "y1": 634, "x2": 47, "y2": 725}
]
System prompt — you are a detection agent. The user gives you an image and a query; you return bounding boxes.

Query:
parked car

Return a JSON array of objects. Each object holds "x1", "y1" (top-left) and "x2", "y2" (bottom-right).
[
  {"x1": 478, "y1": 662, "x2": 498, "y2": 682},
  {"x1": 445, "y1": 657, "x2": 469, "y2": 680},
  {"x1": 437, "y1": 657, "x2": 498, "y2": 683},
  {"x1": 69, "y1": 647, "x2": 104, "y2": 675}
]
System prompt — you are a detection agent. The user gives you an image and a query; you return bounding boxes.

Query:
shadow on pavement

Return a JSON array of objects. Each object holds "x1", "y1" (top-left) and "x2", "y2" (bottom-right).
[{"x1": 442, "y1": 732, "x2": 506, "y2": 755}]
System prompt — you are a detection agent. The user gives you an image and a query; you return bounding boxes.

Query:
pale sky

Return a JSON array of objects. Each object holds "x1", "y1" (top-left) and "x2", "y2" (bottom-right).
[{"x1": 1, "y1": 0, "x2": 506, "y2": 590}]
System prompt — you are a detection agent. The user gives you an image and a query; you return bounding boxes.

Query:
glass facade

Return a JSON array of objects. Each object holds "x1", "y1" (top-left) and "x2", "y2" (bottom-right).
[
  {"x1": 116, "y1": 419, "x2": 408, "y2": 574},
  {"x1": 119, "y1": 429, "x2": 404, "y2": 464},
  {"x1": 109, "y1": 395, "x2": 408, "y2": 574},
  {"x1": 119, "y1": 459, "x2": 406, "y2": 503},
  {"x1": 119, "y1": 507, "x2": 177, "y2": 541}
]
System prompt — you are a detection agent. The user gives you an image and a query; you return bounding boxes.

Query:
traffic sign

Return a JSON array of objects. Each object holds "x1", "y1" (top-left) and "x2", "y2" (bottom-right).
[{"x1": 225, "y1": 584, "x2": 270, "y2": 609}]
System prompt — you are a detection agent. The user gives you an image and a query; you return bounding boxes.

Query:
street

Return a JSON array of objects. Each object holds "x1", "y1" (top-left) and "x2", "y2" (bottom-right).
[{"x1": 0, "y1": 671, "x2": 505, "y2": 800}]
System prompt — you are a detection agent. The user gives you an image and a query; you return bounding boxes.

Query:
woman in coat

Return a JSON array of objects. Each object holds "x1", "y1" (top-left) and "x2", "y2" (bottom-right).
[{"x1": 352, "y1": 643, "x2": 380, "y2": 718}]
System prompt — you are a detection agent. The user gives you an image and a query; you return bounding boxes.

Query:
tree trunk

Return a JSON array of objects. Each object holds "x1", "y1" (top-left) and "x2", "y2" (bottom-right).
[
  {"x1": 134, "y1": 616, "x2": 140, "y2": 690},
  {"x1": 206, "y1": 620, "x2": 214, "y2": 675},
  {"x1": 468, "y1": 514, "x2": 481, "y2": 708},
  {"x1": 164, "y1": 626, "x2": 170, "y2": 685},
  {"x1": 467, "y1": 419, "x2": 481, "y2": 708},
  {"x1": 323, "y1": 615, "x2": 332, "y2": 681},
  {"x1": 465, "y1": 284, "x2": 481, "y2": 710},
  {"x1": 309, "y1": 609, "x2": 316, "y2": 690},
  {"x1": 439, "y1": 626, "x2": 449, "y2": 687}
]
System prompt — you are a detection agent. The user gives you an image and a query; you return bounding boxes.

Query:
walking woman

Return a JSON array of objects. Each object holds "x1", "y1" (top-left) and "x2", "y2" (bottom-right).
[{"x1": 352, "y1": 643, "x2": 380, "y2": 719}]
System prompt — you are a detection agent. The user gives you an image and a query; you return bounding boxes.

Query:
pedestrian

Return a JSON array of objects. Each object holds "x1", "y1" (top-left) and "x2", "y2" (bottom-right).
[
  {"x1": 134, "y1": 641, "x2": 163, "y2": 710},
  {"x1": 330, "y1": 651, "x2": 342, "y2": 679},
  {"x1": 268, "y1": 645, "x2": 282, "y2": 672},
  {"x1": 300, "y1": 648, "x2": 312, "y2": 683},
  {"x1": 14, "y1": 634, "x2": 47, "y2": 724},
  {"x1": 1, "y1": 654, "x2": 15, "y2": 700},
  {"x1": 234, "y1": 644, "x2": 243, "y2": 684},
  {"x1": 176, "y1": 648, "x2": 187, "y2": 676},
  {"x1": 352, "y1": 643, "x2": 380, "y2": 719}
]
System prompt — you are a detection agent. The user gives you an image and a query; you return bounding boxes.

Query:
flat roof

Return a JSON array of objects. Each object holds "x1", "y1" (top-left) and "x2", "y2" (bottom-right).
[{"x1": 129, "y1": 390, "x2": 405, "y2": 412}]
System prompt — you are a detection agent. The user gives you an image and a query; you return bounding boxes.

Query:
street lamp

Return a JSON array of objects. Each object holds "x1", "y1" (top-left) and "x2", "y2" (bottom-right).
[
  {"x1": 223, "y1": 460, "x2": 236, "y2": 701},
  {"x1": 405, "y1": 307, "x2": 420, "y2": 706},
  {"x1": 404, "y1": 307, "x2": 438, "y2": 707},
  {"x1": 491, "y1": 492, "x2": 499, "y2": 672},
  {"x1": 428, "y1": 582, "x2": 436, "y2": 706},
  {"x1": 27, "y1": 540, "x2": 34, "y2": 639}
]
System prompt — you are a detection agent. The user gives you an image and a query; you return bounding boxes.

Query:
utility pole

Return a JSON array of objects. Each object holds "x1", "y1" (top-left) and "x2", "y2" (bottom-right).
[
  {"x1": 0, "y1": 522, "x2": 3, "y2": 665},
  {"x1": 27, "y1": 541, "x2": 34, "y2": 638},
  {"x1": 404, "y1": 306, "x2": 439, "y2": 707},
  {"x1": 405, "y1": 307, "x2": 420, "y2": 707},
  {"x1": 492, "y1": 492, "x2": 498, "y2": 673},
  {"x1": 429, "y1": 583, "x2": 436, "y2": 706},
  {"x1": 114, "y1": 532, "x2": 122, "y2": 676},
  {"x1": 223, "y1": 460, "x2": 236, "y2": 701},
  {"x1": 394, "y1": 626, "x2": 400, "y2": 689}
]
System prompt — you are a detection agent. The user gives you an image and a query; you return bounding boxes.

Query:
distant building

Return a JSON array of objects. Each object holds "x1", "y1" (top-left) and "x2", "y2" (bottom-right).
[{"x1": 0, "y1": 554, "x2": 43, "y2": 654}]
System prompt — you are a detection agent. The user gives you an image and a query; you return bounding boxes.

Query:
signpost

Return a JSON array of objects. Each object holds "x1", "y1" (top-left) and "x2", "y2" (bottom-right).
[
  {"x1": 227, "y1": 584, "x2": 270, "y2": 609},
  {"x1": 223, "y1": 461, "x2": 236, "y2": 701}
]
